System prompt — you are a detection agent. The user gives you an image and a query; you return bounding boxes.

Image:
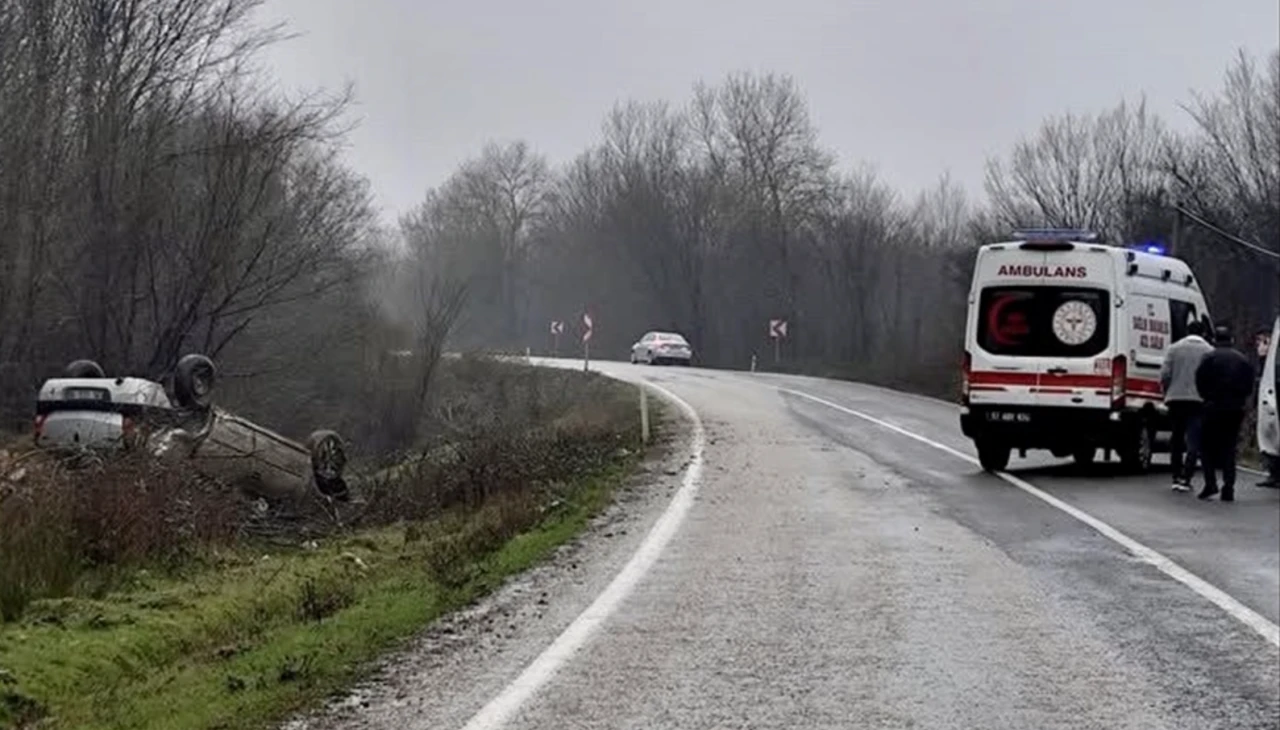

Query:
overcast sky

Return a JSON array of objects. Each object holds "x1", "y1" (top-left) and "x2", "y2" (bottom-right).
[{"x1": 258, "y1": 0, "x2": 1279, "y2": 223}]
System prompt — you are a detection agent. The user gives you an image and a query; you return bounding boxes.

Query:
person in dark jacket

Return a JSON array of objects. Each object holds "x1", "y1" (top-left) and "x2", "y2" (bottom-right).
[{"x1": 1194, "y1": 325, "x2": 1256, "y2": 501}]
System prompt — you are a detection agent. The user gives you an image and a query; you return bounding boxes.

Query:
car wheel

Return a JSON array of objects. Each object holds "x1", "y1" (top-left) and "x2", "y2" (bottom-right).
[
  {"x1": 308, "y1": 429, "x2": 349, "y2": 500},
  {"x1": 65, "y1": 359, "x2": 105, "y2": 378},
  {"x1": 976, "y1": 439, "x2": 1011, "y2": 472},
  {"x1": 174, "y1": 354, "x2": 217, "y2": 410}
]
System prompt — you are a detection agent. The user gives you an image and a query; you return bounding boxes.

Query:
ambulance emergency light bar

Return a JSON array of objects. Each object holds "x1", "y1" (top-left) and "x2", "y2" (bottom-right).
[
  {"x1": 1010, "y1": 228, "x2": 1101, "y2": 243},
  {"x1": 1125, "y1": 241, "x2": 1167, "y2": 256}
]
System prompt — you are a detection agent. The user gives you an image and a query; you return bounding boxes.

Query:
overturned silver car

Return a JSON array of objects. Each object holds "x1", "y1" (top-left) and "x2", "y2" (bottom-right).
[{"x1": 34, "y1": 355, "x2": 348, "y2": 502}]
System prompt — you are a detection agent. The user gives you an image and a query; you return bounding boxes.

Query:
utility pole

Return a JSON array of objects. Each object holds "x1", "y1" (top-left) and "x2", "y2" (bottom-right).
[{"x1": 1170, "y1": 200, "x2": 1183, "y2": 258}]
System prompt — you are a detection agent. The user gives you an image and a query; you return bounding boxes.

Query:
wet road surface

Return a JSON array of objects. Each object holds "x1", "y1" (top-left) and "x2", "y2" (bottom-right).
[{"x1": 289, "y1": 361, "x2": 1280, "y2": 730}]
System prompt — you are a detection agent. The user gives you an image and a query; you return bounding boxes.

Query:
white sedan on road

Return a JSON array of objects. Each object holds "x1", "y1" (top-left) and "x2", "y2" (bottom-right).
[{"x1": 629, "y1": 331, "x2": 694, "y2": 366}]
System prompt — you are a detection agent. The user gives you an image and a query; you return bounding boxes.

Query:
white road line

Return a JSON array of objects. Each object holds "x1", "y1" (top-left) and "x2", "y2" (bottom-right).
[
  {"x1": 459, "y1": 382, "x2": 706, "y2": 730},
  {"x1": 776, "y1": 386, "x2": 1280, "y2": 650},
  {"x1": 742, "y1": 370, "x2": 1272, "y2": 477}
]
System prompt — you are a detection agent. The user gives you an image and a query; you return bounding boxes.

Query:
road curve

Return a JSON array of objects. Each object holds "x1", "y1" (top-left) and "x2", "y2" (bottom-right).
[{"x1": 291, "y1": 360, "x2": 1280, "y2": 730}]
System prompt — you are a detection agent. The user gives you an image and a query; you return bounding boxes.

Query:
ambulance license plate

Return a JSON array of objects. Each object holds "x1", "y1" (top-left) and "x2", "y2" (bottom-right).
[{"x1": 985, "y1": 411, "x2": 1031, "y2": 423}]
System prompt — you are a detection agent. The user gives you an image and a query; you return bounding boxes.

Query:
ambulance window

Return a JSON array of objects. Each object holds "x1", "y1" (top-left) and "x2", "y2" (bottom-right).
[
  {"x1": 1169, "y1": 301, "x2": 1198, "y2": 342},
  {"x1": 978, "y1": 286, "x2": 1110, "y2": 357}
]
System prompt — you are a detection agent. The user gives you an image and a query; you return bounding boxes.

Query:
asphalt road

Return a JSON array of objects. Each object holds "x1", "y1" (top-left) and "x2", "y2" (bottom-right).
[{"x1": 290, "y1": 361, "x2": 1280, "y2": 730}]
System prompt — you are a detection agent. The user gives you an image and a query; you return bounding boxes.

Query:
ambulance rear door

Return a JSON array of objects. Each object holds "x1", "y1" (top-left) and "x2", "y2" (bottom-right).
[{"x1": 970, "y1": 242, "x2": 1117, "y2": 414}]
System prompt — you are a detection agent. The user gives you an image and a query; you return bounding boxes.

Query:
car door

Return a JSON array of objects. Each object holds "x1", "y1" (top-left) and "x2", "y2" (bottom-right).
[
  {"x1": 1124, "y1": 294, "x2": 1174, "y2": 406},
  {"x1": 634, "y1": 333, "x2": 655, "y2": 362},
  {"x1": 1259, "y1": 316, "x2": 1279, "y2": 457}
]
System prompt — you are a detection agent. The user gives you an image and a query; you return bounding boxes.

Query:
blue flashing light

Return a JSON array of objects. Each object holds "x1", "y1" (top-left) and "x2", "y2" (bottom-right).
[
  {"x1": 1011, "y1": 227, "x2": 1101, "y2": 243},
  {"x1": 1127, "y1": 240, "x2": 1167, "y2": 256}
]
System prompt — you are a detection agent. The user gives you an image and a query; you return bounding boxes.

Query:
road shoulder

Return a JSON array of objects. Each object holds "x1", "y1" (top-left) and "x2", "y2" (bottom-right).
[{"x1": 283, "y1": 411, "x2": 696, "y2": 730}]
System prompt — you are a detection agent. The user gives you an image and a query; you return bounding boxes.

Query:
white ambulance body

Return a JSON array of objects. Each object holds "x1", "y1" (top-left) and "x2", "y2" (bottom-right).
[{"x1": 959, "y1": 229, "x2": 1211, "y2": 472}]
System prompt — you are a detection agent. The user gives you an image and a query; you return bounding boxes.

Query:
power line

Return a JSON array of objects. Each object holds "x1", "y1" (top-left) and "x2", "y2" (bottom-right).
[{"x1": 1176, "y1": 204, "x2": 1280, "y2": 261}]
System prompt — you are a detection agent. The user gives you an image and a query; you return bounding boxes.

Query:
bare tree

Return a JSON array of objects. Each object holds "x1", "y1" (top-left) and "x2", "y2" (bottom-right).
[
  {"x1": 0, "y1": 0, "x2": 375, "y2": 428},
  {"x1": 1169, "y1": 48, "x2": 1280, "y2": 333},
  {"x1": 595, "y1": 102, "x2": 704, "y2": 333},
  {"x1": 983, "y1": 100, "x2": 1169, "y2": 241},
  {"x1": 1179, "y1": 49, "x2": 1280, "y2": 244}
]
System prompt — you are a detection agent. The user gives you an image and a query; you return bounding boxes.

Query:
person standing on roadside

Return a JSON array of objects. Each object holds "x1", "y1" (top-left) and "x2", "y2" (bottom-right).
[
  {"x1": 1195, "y1": 325, "x2": 1256, "y2": 502},
  {"x1": 1161, "y1": 320, "x2": 1213, "y2": 492}
]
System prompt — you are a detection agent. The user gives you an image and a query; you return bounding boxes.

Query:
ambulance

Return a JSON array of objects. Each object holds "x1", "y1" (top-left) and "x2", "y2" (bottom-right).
[{"x1": 959, "y1": 229, "x2": 1211, "y2": 473}]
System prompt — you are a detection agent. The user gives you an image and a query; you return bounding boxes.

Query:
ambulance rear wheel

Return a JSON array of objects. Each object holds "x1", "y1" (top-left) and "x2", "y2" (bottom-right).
[
  {"x1": 976, "y1": 440, "x2": 1011, "y2": 472},
  {"x1": 1119, "y1": 423, "x2": 1153, "y2": 473},
  {"x1": 1072, "y1": 446, "x2": 1097, "y2": 466}
]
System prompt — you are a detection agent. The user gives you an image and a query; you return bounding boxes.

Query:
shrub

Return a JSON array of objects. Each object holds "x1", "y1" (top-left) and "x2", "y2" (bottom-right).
[
  {"x1": 0, "y1": 453, "x2": 240, "y2": 620},
  {"x1": 0, "y1": 357, "x2": 639, "y2": 621}
]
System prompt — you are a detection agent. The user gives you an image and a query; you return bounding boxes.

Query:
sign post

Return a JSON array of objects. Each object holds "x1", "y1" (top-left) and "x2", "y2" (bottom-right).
[
  {"x1": 769, "y1": 319, "x2": 788, "y2": 365},
  {"x1": 582, "y1": 312, "x2": 594, "y2": 372},
  {"x1": 550, "y1": 320, "x2": 564, "y2": 356}
]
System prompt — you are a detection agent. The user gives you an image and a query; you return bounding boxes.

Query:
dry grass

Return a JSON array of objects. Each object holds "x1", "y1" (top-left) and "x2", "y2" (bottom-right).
[
  {"x1": 0, "y1": 355, "x2": 637, "y2": 625},
  {"x1": 0, "y1": 355, "x2": 646, "y2": 730},
  {"x1": 0, "y1": 452, "x2": 243, "y2": 621}
]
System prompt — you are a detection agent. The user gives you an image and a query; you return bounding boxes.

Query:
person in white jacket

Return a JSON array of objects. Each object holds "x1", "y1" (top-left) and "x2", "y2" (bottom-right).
[{"x1": 1161, "y1": 320, "x2": 1214, "y2": 491}]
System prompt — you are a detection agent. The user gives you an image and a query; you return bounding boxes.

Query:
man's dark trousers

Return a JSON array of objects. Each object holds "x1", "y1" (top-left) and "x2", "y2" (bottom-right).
[
  {"x1": 1201, "y1": 408, "x2": 1245, "y2": 498},
  {"x1": 1167, "y1": 401, "x2": 1202, "y2": 482}
]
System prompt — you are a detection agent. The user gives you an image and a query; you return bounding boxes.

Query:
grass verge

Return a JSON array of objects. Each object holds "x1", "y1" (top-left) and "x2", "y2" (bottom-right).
[
  {"x1": 0, "y1": 450, "x2": 639, "y2": 730},
  {"x1": 0, "y1": 359, "x2": 661, "y2": 730}
]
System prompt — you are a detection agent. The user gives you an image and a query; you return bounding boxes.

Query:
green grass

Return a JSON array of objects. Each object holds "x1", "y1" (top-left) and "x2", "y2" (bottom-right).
[{"x1": 0, "y1": 454, "x2": 639, "y2": 730}]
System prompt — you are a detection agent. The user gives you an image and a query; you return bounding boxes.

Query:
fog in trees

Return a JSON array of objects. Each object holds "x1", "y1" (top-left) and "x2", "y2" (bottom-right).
[{"x1": 1, "y1": 0, "x2": 1274, "y2": 434}]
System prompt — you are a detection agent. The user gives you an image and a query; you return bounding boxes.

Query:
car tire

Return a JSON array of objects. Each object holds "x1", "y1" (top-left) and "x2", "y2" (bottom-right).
[
  {"x1": 174, "y1": 354, "x2": 217, "y2": 410},
  {"x1": 976, "y1": 439, "x2": 1011, "y2": 472},
  {"x1": 308, "y1": 429, "x2": 349, "y2": 500},
  {"x1": 65, "y1": 359, "x2": 105, "y2": 378}
]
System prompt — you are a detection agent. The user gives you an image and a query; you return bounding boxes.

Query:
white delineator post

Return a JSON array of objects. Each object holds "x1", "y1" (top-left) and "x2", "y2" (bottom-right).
[{"x1": 639, "y1": 386, "x2": 650, "y2": 444}]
